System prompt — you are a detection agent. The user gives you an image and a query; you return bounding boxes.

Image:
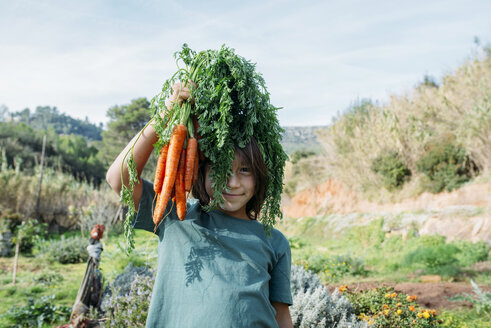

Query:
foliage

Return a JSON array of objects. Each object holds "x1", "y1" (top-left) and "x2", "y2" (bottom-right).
[
  {"x1": 98, "y1": 98, "x2": 153, "y2": 171},
  {"x1": 371, "y1": 151, "x2": 411, "y2": 190},
  {"x1": 290, "y1": 265, "x2": 366, "y2": 328},
  {"x1": 34, "y1": 271, "x2": 64, "y2": 287},
  {"x1": 416, "y1": 136, "x2": 476, "y2": 192},
  {"x1": 149, "y1": 44, "x2": 287, "y2": 233},
  {"x1": 404, "y1": 243, "x2": 461, "y2": 276},
  {"x1": 0, "y1": 210, "x2": 23, "y2": 233},
  {"x1": 2, "y1": 295, "x2": 71, "y2": 328},
  {"x1": 13, "y1": 219, "x2": 48, "y2": 254},
  {"x1": 102, "y1": 263, "x2": 153, "y2": 300},
  {"x1": 283, "y1": 152, "x2": 329, "y2": 197},
  {"x1": 295, "y1": 253, "x2": 367, "y2": 282},
  {"x1": 316, "y1": 50, "x2": 491, "y2": 198},
  {"x1": 0, "y1": 121, "x2": 105, "y2": 184},
  {"x1": 0, "y1": 211, "x2": 47, "y2": 254},
  {"x1": 0, "y1": 167, "x2": 119, "y2": 232},
  {"x1": 345, "y1": 218, "x2": 385, "y2": 249},
  {"x1": 101, "y1": 265, "x2": 155, "y2": 327},
  {"x1": 341, "y1": 286, "x2": 442, "y2": 327},
  {"x1": 450, "y1": 280, "x2": 491, "y2": 317},
  {"x1": 451, "y1": 240, "x2": 489, "y2": 267},
  {"x1": 8, "y1": 106, "x2": 102, "y2": 140},
  {"x1": 290, "y1": 149, "x2": 317, "y2": 165},
  {"x1": 37, "y1": 235, "x2": 89, "y2": 264}
]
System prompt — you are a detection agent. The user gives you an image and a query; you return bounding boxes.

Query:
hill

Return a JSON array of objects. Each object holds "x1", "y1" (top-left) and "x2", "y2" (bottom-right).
[{"x1": 280, "y1": 126, "x2": 327, "y2": 154}]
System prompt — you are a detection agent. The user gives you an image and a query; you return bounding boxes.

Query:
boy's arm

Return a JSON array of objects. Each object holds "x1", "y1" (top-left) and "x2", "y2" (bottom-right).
[
  {"x1": 105, "y1": 82, "x2": 193, "y2": 210},
  {"x1": 271, "y1": 302, "x2": 293, "y2": 328},
  {"x1": 105, "y1": 123, "x2": 159, "y2": 210}
]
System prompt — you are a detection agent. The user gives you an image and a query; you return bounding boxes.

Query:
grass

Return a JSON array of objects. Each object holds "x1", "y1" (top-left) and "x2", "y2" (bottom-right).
[
  {"x1": 0, "y1": 212, "x2": 488, "y2": 327},
  {"x1": 0, "y1": 229, "x2": 158, "y2": 327}
]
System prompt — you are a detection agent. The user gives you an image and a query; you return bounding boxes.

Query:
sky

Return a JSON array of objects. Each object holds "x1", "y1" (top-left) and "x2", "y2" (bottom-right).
[{"x1": 1, "y1": 0, "x2": 490, "y2": 127}]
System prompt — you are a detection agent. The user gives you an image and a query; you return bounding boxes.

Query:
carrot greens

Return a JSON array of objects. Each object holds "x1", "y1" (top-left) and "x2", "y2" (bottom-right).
[{"x1": 121, "y1": 44, "x2": 287, "y2": 252}]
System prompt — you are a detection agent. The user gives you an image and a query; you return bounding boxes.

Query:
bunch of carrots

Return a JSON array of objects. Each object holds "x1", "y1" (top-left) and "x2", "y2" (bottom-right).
[{"x1": 152, "y1": 99, "x2": 200, "y2": 230}]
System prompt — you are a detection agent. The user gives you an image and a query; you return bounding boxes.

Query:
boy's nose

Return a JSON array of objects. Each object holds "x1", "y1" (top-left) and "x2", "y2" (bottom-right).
[{"x1": 227, "y1": 173, "x2": 240, "y2": 188}]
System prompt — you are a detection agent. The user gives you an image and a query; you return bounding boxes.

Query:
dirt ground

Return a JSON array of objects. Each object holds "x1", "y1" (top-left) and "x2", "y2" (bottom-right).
[{"x1": 327, "y1": 281, "x2": 491, "y2": 310}]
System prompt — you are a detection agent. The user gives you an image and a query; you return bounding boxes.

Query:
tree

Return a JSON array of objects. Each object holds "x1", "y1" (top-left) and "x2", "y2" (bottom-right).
[{"x1": 98, "y1": 98, "x2": 153, "y2": 169}]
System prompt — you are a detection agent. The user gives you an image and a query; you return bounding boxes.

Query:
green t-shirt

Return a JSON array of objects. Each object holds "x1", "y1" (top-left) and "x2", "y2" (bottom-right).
[{"x1": 133, "y1": 179, "x2": 292, "y2": 328}]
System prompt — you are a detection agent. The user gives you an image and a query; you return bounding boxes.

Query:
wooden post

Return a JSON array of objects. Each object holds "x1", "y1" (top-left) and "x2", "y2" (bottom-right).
[
  {"x1": 35, "y1": 135, "x2": 46, "y2": 217},
  {"x1": 12, "y1": 231, "x2": 21, "y2": 286}
]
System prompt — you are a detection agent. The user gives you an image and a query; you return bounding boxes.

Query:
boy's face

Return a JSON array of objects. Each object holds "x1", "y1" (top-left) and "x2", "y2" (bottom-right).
[{"x1": 205, "y1": 152, "x2": 256, "y2": 220}]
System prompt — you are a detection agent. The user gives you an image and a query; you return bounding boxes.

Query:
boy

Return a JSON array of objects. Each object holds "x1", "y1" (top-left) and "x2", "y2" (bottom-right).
[{"x1": 106, "y1": 83, "x2": 293, "y2": 327}]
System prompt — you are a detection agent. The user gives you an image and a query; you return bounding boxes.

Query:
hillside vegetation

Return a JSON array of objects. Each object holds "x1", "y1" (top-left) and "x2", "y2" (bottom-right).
[{"x1": 313, "y1": 48, "x2": 490, "y2": 200}]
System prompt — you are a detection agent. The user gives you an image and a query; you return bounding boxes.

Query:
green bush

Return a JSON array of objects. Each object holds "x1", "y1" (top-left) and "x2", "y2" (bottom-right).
[
  {"x1": 34, "y1": 271, "x2": 64, "y2": 287},
  {"x1": 2, "y1": 295, "x2": 71, "y2": 327},
  {"x1": 346, "y1": 218, "x2": 385, "y2": 249},
  {"x1": 289, "y1": 149, "x2": 317, "y2": 165},
  {"x1": 451, "y1": 240, "x2": 489, "y2": 267},
  {"x1": 294, "y1": 253, "x2": 367, "y2": 282},
  {"x1": 404, "y1": 243, "x2": 461, "y2": 276},
  {"x1": 416, "y1": 235, "x2": 447, "y2": 248},
  {"x1": 371, "y1": 151, "x2": 411, "y2": 190},
  {"x1": 416, "y1": 137, "x2": 476, "y2": 193},
  {"x1": 38, "y1": 236, "x2": 89, "y2": 264}
]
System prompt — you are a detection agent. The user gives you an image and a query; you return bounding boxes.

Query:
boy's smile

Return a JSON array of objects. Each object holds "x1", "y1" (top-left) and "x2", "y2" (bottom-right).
[{"x1": 205, "y1": 152, "x2": 256, "y2": 220}]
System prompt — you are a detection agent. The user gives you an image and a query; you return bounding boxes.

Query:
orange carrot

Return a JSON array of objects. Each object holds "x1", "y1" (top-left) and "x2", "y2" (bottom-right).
[
  {"x1": 176, "y1": 149, "x2": 186, "y2": 220},
  {"x1": 153, "y1": 124, "x2": 187, "y2": 226},
  {"x1": 153, "y1": 144, "x2": 169, "y2": 194},
  {"x1": 184, "y1": 138, "x2": 197, "y2": 192},
  {"x1": 171, "y1": 187, "x2": 176, "y2": 204}
]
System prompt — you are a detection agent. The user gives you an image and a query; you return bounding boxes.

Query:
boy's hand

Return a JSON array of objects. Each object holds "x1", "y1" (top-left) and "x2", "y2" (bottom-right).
[{"x1": 164, "y1": 81, "x2": 197, "y2": 113}]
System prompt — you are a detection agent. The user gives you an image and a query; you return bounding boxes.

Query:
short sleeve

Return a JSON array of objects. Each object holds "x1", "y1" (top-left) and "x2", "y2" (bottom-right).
[
  {"x1": 132, "y1": 179, "x2": 176, "y2": 235},
  {"x1": 269, "y1": 232, "x2": 293, "y2": 305},
  {"x1": 132, "y1": 179, "x2": 157, "y2": 233}
]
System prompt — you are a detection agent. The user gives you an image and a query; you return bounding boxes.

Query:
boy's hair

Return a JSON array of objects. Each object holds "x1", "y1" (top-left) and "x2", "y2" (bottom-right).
[{"x1": 191, "y1": 136, "x2": 268, "y2": 220}]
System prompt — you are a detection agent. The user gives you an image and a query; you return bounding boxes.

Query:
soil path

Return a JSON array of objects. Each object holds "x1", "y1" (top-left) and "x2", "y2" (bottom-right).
[{"x1": 327, "y1": 281, "x2": 491, "y2": 310}]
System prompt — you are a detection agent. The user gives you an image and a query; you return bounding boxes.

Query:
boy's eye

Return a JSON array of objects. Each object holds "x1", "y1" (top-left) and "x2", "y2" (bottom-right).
[{"x1": 239, "y1": 167, "x2": 251, "y2": 174}]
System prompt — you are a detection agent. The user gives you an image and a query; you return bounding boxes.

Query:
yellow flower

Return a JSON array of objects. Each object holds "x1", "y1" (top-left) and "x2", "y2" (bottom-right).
[
  {"x1": 368, "y1": 320, "x2": 374, "y2": 325},
  {"x1": 417, "y1": 313, "x2": 423, "y2": 318},
  {"x1": 397, "y1": 309, "x2": 402, "y2": 315},
  {"x1": 338, "y1": 285, "x2": 348, "y2": 292},
  {"x1": 396, "y1": 302, "x2": 402, "y2": 307},
  {"x1": 383, "y1": 309, "x2": 390, "y2": 316},
  {"x1": 408, "y1": 305, "x2": 415, "y2": 312},
  {"x1": 382, "y1": 304, "x2": 389, "y2": 309},
  {"x1": 385, "y1": 293, "x2": 392, "y2": 298},
  {"x1": 391, "y1": 292, "x2": 397, "y2": 298},
  {"x1": 423, "y1": 311, "x2": 430, "y2": 319}
]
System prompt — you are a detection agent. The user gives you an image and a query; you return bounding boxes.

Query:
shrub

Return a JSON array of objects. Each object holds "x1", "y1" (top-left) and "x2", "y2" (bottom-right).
[
  {"x1": 341, "y1": 286, "x2": 442, "y2": 327},
  {"x1": 290, "y1": 265, "x2": 366, "y2": 328},
  {"x1": 346, "y1": 218, "x2": 385, "y2": 249},
  {"x1": 450, "y1": 280, "x2": 491, "y2": 316},
  {"x1": 404, "y1": 243, "x2": 461, "y2": 277},
  {"x1": 416, "y1": 136, "x2": 476, "y2": 193},
  {"x1": 37, "y1": 235, "x2": 89, "y2": 264},
  {"x1": 102, "y1": 263, "x2": 153, "y2": 300},
  {"x1": 2, "y1": 295, "x2": 71, "y2": 327},
  {"x1": 101, "y1": 264, "x2": 155, "y2": 328},
  {"x1": 295, "y1": 253, "x2": 367, "y2": 282},
  {"x1": 451, "y1": 240, "x2": 489, "y2": 267},
  {"x1": 371, "y1": 151, "x2": 411, "y2": 190},
  {"x1": 290, "y1": 149, "x2": 317, "y2": 165},
  {"x1": 34, "y1": 271, "x2": 64, "y2": 287}
]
